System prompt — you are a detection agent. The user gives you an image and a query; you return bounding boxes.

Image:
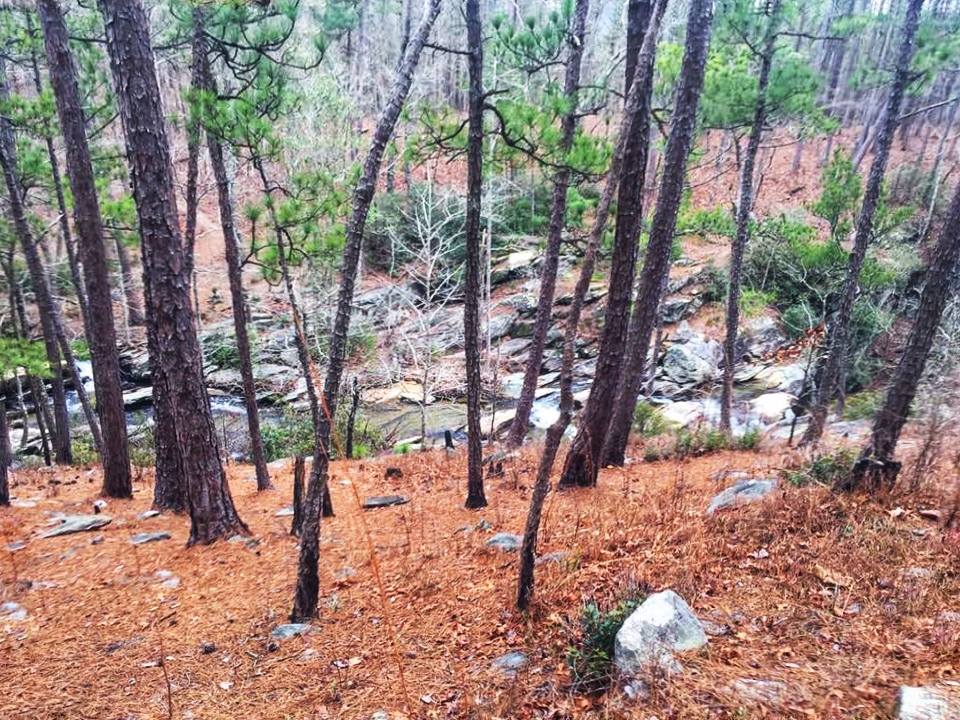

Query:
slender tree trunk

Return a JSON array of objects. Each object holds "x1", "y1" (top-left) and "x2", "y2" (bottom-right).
[
  {"x1": 0, "y1": 395, "x2": 8, "y2": 506},
  {"x1": 506, "y1": 0, "x2": 590, "y2": 448},
  {"x1": 28, "y1": 376, "x2": 53, "y2": 464},
  {"x1": 555, "y1": 0, "x2": 667, "y2": 487},
  {"x1": 602, "y1": 0, "x2": 715, "y2": 466},
  {"x1": 463, "y1": 0, "x2": 487, "y2": 510},
  {"x1": 719, "y1": 0, "x2": 783, "y2": 433},
  {"x1": 805, "y1": 0, "x2": 924, "y2": 446},
  {"x1": 99, "y1": 0, "x2": 246, "y2": 541},
  {"x1": 0, "y1": 65, "x2": 72, "y2": 465},
  {"x1": 291, "y1": 455, "x2": 305, "y2": 537},
  {"x1": 189, "y1": 13, "x2": 272, "y2": 492},
  {"x1": 292, "y1": 0, "x2": 441, "y2": 621},
  {"x1": 841, "y1": 180, "x2": 960, "y2": 492},
  {"x1": 114, "y1": 232, "x2": 144, "y2": 327}
]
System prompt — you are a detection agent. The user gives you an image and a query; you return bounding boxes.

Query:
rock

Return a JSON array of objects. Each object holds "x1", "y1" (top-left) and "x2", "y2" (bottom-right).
[
  {"x1": 1, "y1": 601, "x2": 27, "y2": 622},
  {"x1": 479, "y1": 407, "x2": 517, "y2": 436},
  {"x1": 659, "y1": 400, "x2": 705, "y2": 429},
  {"x1": 488, "y1": 312, "x2": 518, "y2": 341},
  {"x1": 122, "y1": 387, "x2": 154, "y2": 411},
  {"x1": 492, "y1": 650, "x2": 528, "y2": 677},
  {"x1": 700, "y1": 619, "x2": 732, "y2": 637},
  {"x1": 614, "y1": 590, "x2": 707, "y2": 675},
  {"x1": 749, "y1": 392, "x2": 796, "y2": 424},
  {"x1": 362, "y1": 495, "x2": 409, "y2": 509},
  {"x1": 485, "y1": 533, "x2": 523, "y2": 552},
  {"x1": 660, "y1": 329, "x2": 722, "y2": 387},
  {"x1": 129, "y1": 532, "x2": 171, "y2": 545},
  {"x1": 275, "y1": 506, "x2": 295, "y2": 517},
  {"x1": 707, "y1": 479, "x2": 777, "y2": 515},
  {"x1": 491, "y1": 250, "x2": 538, "y2": 285},
  {"x1": 137, "y1": 510, "x2": 161, "y2": 520},
  {"x1": 365, "y1": 381, "x2": 435, "y2": 405},
  {"x1": 898, "y1": 685, "x2": 960, "y2": 720},
  {"x1": 498, "y1": 338, "x2": 532, "y2": 357},
  {"x1": 730, "y1": 678, "x2": 789, "y2": 707},
  {"x1": 536, "y1": 551, "x2": 570, "y2": 565},
  {"x1": 740, "y1": 316, "x2": 788, "y2": 360},
  {"x1": 370, "y1": 712, "x2": 390, "y2": 720},
  {"x1": 660, "y1": 296, "x2": 703, "y2": 324},
  {"x1": 751, "y1": 363, "x2": 806, "y2": 395},
  {"x1": 271, "y1": 623, "x2": 310, "y2": 639},
  {"x1": 91, "y1": 535, "x2": 104, "y2": 546},
  {"x1": 40, "y1": 514, "x2": 112, "y2": 538}
]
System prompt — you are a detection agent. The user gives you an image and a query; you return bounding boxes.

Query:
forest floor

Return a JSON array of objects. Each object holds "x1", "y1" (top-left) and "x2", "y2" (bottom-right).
[{"x1": 2, "y1": 438, "x2": 959, "y2": 719}]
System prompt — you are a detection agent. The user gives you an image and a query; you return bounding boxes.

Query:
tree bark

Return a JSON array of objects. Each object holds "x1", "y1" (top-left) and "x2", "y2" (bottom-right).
[
  {"x1": 292, "y1": 0, "x2": 441, "y2": 621},
  {"x1": 0, "y1": 395, "x2": 9, "y2": 506},
  {"x1": 602, "y1": 0, "x2": 714, "y2": 466},
  {"x1": 190, "y1": 11, "x2": 272, "y2": 492},
  {"x1": 841, "y1": 181, "x2": 960, "y2": 492},
  {"x1": 99, "y1": 0, "x2": 247, "y2": 541},
  {"x1": 805, "y1": 0, "x2": 924, "y2": 447},
  {"x1": 505, "y1": 0, "x2": 590, "y2": 448},
  {"x1": 560, "y1": 0, "x2": 666, "y2": 487},
  {"x1": 718, "y1": 0, "x2": 783, "y2": 433},
  {"x1": 463, "y1": 0, "x2": 487, "y2": 510},
  {"x1": 0, "y1": 63, "x2": 72, "y2": 466},
  {"x1": 38, "y1": 0, "x2": 131, "y2": 497}
]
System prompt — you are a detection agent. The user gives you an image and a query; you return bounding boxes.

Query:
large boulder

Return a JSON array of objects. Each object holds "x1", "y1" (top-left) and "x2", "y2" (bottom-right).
[
  {"x1": 898, "y1": 685, "x2": 960, "y2": 720},
  {"x1": 740, "y1": 316, "x2": 788, "y2": 361},
  {"x1": 749, "y1": 392, "x2": 796, "y2": 425},
  {"x1": 614, "y1": 590, "x2": 707, "y2": 675},
  {"x1": 660, "y1": 325, "x2": 722, "y2": 387}
]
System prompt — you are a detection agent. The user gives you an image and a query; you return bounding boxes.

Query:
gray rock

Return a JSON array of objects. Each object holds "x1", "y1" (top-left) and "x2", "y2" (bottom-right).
[
  {"x1": 660, "y1": 329, "x2": 722, "y2": 387},
  {"x1": 91, "y1": 534, "x2": 105, "y2": 546},
  {"x1": 536, "y1": 551, "x2": 571, "y2": 565},
  {"x1": 271, "y1": 623, "x2": 310, "y2": 639},
  {"x1": 730, "y1": 678, "x2": 789, "y2": 707},
  {"x1": 740, "y1": 316, "x2": 788, "y2": 361},
  {"x1": 122, "y1": 387, "x2": 154, "y2": 411},
  {"x1": 370, "y1": 711, "x2": 390, "y2": 720},
  {"x1": 898, "y1": 686, "x2": 960, "y2": 720},
  {"x1": 706, "y1": 479, "x2": 778, "y2": 515},
  {"x1": 614, "y1": 590, "x2": 707, "y2": 675},
  {"x1": 40, "y1": 514, "x2": 112, "y2": 538},
  {"x1": 492, "y1": 650, "x2": 528, "y2": 677},
  {"x1": 275, "y1": 506, "x2": 295, "y2": 517},
  {"x1": 362, "y1": 495, "x2": 409, "y2": 509},
  {"x1": 129, "y1": 532, "x2": 171, "y2": 545},
  {"x1": 661, "y1": 296, "x2": 703, "y2": 324},
  {"x1": 485, "y1": 533, "x2": 523, "y2": 552},
  {"x1": 1, "y1": 601, "x2": 27, "y2": 621},
  {"x1": 137, "y1": 510, "x2": 161, "y2": 520}
]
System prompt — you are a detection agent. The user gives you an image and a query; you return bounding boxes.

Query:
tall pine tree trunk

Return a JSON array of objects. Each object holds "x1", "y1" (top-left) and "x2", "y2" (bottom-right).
[
  {"x1": 99, "y1": 0, "x2": 247, "y2": 541},
  {"x1": 463, "y1": 0, "x2": 487, "y2": 509},
  {"x1": 602, "y1": 0, "x2": 715, "y2": 467},
  {"x1": 505, "y1": 0, "x2": 590, "y2": 448},
  {"x1": 841, "y1": 181, "x2": 960, "y2": 492},
  {"x1": 38, "y1": 0, "x2": 132, "y2": 498},
  {"x1": 805, "y1": 0, "x2": 924, "y2": 446},
  {"x1": 719, "y1": 0, "x2": 783, "y2": 433},
  {"x1": 560, "y1": 0, "x2": 666, "y2": 487},
  {"x1": 292, "y1": 0, "x2": 441, "y2": 621}
]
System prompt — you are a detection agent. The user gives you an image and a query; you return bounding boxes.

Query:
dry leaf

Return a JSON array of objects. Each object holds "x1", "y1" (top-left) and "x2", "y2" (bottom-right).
[{"x1": 813, "y1": 563, "x2": 851, "y2": 588}]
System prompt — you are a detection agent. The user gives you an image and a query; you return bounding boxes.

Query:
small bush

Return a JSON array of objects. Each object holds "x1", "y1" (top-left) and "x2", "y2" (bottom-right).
[
  {"x1": 736, "y1": 428, "x2": 761, "y2": 451},
  {"x1": 782, "y1": 449, "x2": 856, "y2": 487},
  {"x1": 71, "y1": 436, "x2": 98, "y2": 466},
  {"x1": 740, "y1": 289, "x2": 776, "y2": 318},
  {"x1": 567, "y1": 597, "x2": 643, "y2": 691},
  {"x1": 842, "y1": 390, "x2": 884, "y2": 421},
  {"x1": 633, "y1": 401, "x2": 670, "y2": 438},
  {"x1": 261, "y1": 408, "x2": 315, "y2": 462}
]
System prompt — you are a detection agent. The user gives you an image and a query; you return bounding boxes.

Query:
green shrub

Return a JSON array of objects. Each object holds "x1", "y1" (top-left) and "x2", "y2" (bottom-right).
[
  {"x1": 736, "y1": 428, "x2": 761, "y2": 451},
  {"x1": 71, "y1": 436, "x2": 98, "y2": 466},
  {"x1": 633, "y1": 401, "x2": 670, "y2": 438},
  {"x1": 740, "y1": 289, "x2": 776, "y2": 318},
  {"x1": 261, "y1": 408, "x2": 315, "y2": 462},
  {"x1": 841, "y1": 390, "x2": 884, "y2": 421},
  {"x1": 782, "y1": 449, "x2": 856, "y2": 487},
  {"x1": 567, "y1": 597, "x2": 643, "y2": 690}
]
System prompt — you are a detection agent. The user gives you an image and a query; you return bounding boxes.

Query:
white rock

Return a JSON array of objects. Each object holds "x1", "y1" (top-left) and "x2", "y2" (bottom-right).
[{"x1": 614, "y1": 590, "x2": 707, "y2": 675}]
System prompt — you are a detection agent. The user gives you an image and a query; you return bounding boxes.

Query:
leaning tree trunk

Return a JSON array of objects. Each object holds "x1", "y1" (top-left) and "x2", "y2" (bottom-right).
[
  {"x1": 601, "y1": 0, "x2": 714, "y2": 467},
  {"x1": 463, "y1": 0, "x2": 487, "y2": 510},
  {"x1": 38, "y1": 0, "x2": 132, "y2": 498},
  {"x1": 805, "y1": 0, "x2": 924, "y2": 447},
  {"x1": 99, "y1": 0, "x2": 247, "y2": 541},
  {"x1": 841, "y1": 181, "x2": 960, "y2": 492},
  {"x1": 560, "y1": 0, "x2": 666, "y2": 487},
  {"x1": 718, "y1": 0, "x2": 783, "y2": 433},
  {"x1": 191, "y1": 12, "x2": 272, "y2": 492},
  {"x1": 0, "y1": 69, "x2": 72, "y2": 465},
  {"x1": 506, "y1": 0, "x2": 590, "y2": 448},
  {"x1": 518, "y1": 0, "x2": 668, "y2": 600},
  {"x1": 292, "y1": 0, "x2": 441, "y2": 622},
  {"x1": 555, "y1": 0, "x2": 660, "y2": 483}
]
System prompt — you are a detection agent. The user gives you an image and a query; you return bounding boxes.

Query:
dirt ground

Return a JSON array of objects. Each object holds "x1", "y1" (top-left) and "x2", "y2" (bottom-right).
[{"x1": 1, "y1": 436, "x2": 959, "y2": 720}]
